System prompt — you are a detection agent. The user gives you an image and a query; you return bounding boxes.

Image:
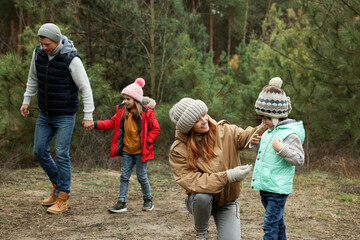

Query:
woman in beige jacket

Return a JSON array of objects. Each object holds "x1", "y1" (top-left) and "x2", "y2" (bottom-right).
[{"x1": 169, "y1": 98, "x2": 265, "y2": 240}]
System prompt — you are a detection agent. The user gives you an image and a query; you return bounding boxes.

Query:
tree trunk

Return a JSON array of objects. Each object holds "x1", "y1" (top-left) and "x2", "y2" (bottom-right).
[
  {"x1": 17, "y1": 1, "x2": 24, "y2": 58},
  {"x1": 209, "y1": 0, "x2": 213, "y2": 53},
  {"x1": 266, "y1": 0, "x2": 271, "y2": 15},
  {"x1": 215, "y1": 27, "x2": 220, "y2": 63},
  {"x1": 50, "y1": 1, "x2": 55, "y2": 23},
  {"x1": 150, "y1": 0, "x2": 156, "y2": 98},
  {"x1": 192, "y1": 0, "x2": 196, "y2": 15},
  {"x1": 70, "y1": 0, "x2": 80, "y2": 24},
  {"x1": 262, "y1": 0, "x2": 272, "y2": 38},
  {"x1": 156, "y1": 5, "x2": 169, "y2": 103},
  {"x1": 11, "y1": 20, "x2": 17, "y2": 52},
  {"x1": 227, "y1": 15, "x2": 232, "y2": 60},
  {"x1": 86, "y1": 3, "x2": 93, "y2": 65},
  {"x1": 26, "y1": 10, "x2": 31, "y2": 26},
  {"x1": 209, "y1": 0, "x2": 214, "y2": 62},
  {"x1": 242, "y1": 0, "x2": 249, "y2": 44}
]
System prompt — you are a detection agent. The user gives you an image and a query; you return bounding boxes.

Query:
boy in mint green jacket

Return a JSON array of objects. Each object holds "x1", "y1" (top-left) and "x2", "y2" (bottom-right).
[{"x1": 250, "y1": 77, "x2": 305, "y2": 240}]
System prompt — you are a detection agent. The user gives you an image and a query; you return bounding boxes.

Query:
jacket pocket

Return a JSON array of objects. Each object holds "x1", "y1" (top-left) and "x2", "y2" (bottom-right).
[
  {"x1": 116, "y1": 129, "x2": 124, "y2": 155},
  {"x1": 145, "y1": 141, "x2": 153, "y2": 157},
  {"x1": 261, "y1": 167, "x2": 277, "y2": 189}
]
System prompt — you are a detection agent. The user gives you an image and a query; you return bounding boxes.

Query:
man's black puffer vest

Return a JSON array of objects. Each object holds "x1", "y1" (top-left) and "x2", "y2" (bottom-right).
[{"x1": 35, "y1": 44, "x2": 81, "y2": 115}]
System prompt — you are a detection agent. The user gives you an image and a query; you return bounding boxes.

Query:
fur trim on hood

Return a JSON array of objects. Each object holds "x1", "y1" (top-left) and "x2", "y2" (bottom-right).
[{"x1": 142, "y1": 96, "x2": 156, "y2": 109}]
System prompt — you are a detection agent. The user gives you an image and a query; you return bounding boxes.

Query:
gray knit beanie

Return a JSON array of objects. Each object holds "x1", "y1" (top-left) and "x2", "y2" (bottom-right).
[
  {"x1": 255, "y1": 77, "x2": 292, "y2": 120},
  {"x1": 169, "y1": 98, "x2": 208, "y2": 134},
  {"x1": 38, "y1": 23, "x2": 62, "y2": 43}
]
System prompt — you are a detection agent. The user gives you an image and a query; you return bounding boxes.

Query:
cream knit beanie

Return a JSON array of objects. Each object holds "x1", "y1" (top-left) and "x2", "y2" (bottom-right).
[
  {"x1": 169, "y1": 98, "x2": 208, "y2": 134},
  {"x1": 255, "y1": 77, "x2": 292, "y2": 124}
]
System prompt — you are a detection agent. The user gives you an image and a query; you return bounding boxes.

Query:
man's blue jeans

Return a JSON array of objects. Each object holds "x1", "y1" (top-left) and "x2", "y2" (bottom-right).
[
  {"x1": 34, "y1": 111, "x2": 76, "y2": 195},
  {"x1": 118, "y1": 152, "x2": 152, "y2": 202},
  {"x1": 260, "y1": 191, "x2": 288, "y2": 240}
]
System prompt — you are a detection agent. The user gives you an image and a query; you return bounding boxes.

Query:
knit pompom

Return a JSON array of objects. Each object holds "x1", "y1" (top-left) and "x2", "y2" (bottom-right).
[
  {"x1": 269, "y1": 77, "x2": 283, "y2": 88},
  {"x1": 135, "y1": 78, "x2": 146, "y2": 88}
]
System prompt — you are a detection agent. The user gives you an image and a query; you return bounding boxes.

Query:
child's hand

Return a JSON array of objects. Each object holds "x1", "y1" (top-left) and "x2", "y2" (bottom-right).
[
  {"x1": 272, "y1": 138, "x2": 284, "y2": 152},
  {"x1": 250, "y1": 133, "x2": 261, "y2": 145},
  {"x1": 83, "y1": 120, "x2": 94, "y2": 131}
]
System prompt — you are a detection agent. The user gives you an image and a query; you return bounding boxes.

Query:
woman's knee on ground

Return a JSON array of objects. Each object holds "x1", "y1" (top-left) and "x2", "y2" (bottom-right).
[{"x1": 192, "y1": 193, "x2": 213, "y2": 209}]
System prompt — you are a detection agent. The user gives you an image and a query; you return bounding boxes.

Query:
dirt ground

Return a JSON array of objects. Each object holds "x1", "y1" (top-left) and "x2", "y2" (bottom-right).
[{"x1": 0, "y1": 160, "x2": 359, "y2": 240}]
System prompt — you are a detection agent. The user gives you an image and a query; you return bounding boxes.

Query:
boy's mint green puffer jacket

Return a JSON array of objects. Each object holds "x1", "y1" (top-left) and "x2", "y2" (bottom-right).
[{"x1": 251, "y1": 121, "x2": 305, "y2": 195}]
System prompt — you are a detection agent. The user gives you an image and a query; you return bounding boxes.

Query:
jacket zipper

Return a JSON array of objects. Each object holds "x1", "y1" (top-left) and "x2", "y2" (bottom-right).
[{"x1": 45, "y1": 61, "x2": 49, "y2": 113}]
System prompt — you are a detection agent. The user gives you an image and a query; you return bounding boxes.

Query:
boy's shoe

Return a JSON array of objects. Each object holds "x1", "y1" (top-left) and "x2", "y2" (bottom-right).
[
  {"x1": 108, "y1": 200, "x2": 127, "y2": 213},
  {"x1": 142, "y1": 199, "x2": 154, "y2": 211}
]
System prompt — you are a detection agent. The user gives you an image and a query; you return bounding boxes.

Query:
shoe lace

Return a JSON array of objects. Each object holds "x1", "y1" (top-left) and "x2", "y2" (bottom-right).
[
  {"x1": 144, "y1": 200, "x2": 152, "y2": 206},
  {"x1": 116, "y1": 202, "x2": 125, "y2": 208},
  {"x1": 54, "y1": 196, "x2": 66, "y2": 207}
]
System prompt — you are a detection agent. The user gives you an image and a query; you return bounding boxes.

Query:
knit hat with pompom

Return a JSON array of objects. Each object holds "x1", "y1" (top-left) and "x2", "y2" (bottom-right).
[
  {"x1": 255, "y1": 77, "x2": 292, "y2": 124},
  {"x1": 121, "y1": 78, "x2": 146, "y2": 103}
]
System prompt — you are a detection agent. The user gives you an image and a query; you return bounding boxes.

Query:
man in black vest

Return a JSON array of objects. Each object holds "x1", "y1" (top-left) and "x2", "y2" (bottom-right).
[{"x1": 20, "y1": 23, "x2": 94, "y2": 214}]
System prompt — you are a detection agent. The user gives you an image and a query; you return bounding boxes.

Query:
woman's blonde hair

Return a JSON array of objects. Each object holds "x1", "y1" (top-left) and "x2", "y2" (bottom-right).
[
  {"x1": 121, "y1": 100, "x2": 143, "y2": 120},
  {"x1": 186, "y1": 118, "x2": 217, "y2": 169}
]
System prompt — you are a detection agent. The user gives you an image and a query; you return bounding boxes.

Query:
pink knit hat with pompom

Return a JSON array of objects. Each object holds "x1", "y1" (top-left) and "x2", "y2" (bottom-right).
[{"x1": 121, "y1": 78, "x2": 146, "y2": 103}]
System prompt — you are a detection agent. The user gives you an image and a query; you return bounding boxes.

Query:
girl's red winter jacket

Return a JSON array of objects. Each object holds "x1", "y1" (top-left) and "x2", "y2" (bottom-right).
[{"x1": 95, "y1": 104, "x2": 160, "y2": 162}]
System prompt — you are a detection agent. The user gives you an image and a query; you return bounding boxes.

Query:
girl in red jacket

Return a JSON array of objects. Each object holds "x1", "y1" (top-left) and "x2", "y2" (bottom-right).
[{"x1": 94, "y1": 78, "x2": 160, "y2": 213}]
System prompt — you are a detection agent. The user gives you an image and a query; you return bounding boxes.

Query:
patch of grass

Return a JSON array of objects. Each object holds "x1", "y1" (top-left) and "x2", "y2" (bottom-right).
[
  {"x1": 334, "y1": 211, "x2": 345, "y2": 216},
  {"x1": 336, "y1": 192, "x2": 357, "y2": 202},
  {"x1": 147, "y1": 160, "x2": 173, "y2": 186},
  {"x1": 318, "y1": 215, "x2": 329, "y2": 221},
  {"x1": 0, "y1": 220, "x2": 12, "y2": 224},
  {"x1": 83, "y1": 182, "x2": 107, "y2": 189},
  {"x1": 72, "y1": 170, "x2": 90, "y2": 177}
]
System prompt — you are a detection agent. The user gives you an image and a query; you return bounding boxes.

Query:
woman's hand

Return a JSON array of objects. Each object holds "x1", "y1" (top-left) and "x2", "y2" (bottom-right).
[
  {"x1": 249, "y1": 133, "x2": 261, "y2": 145},
  {"x1": 226, "y1": 164, "x2": 253, "y2": 183}
]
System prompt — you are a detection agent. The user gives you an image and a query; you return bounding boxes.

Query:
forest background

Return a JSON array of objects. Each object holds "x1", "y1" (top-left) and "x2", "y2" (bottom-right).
[{"x1": 0, "y1": 0, "x2": 359, "y2": 177}]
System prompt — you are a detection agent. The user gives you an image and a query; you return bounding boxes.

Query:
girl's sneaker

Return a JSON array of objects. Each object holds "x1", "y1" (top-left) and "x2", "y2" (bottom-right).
[
  {"x1": 108, "y1": 200, "x2": 127, "y2": 213},
  {"x1": 142, "y1": 199, "x2": 154, "y2": 211}
]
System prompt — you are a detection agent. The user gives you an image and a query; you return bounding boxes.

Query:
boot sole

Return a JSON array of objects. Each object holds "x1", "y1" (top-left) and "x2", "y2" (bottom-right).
[
  {"x1": 108, "y1": 208, "x2": 127, "y2": 213},
  {"x1": 46, "y1": 208, "x2": 68, "y2": 214},
  {"x1": 42, "y1": 202, "x2": 56, "y2": 206},
  {"x1": 142, "y1": 205, "x2": 154, "y2": 211}
]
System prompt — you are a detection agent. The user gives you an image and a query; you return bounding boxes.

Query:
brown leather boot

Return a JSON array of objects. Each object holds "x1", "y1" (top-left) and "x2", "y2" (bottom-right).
[
  {"x1": 46, "y1": 191, "x2": 69, "y2": 214},
  {"x1": 41, "y1": 184, "x2": 58, "y2": 206}
]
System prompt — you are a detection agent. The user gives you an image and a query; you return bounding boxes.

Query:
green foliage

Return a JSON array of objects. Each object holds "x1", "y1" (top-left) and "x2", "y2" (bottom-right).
[
  {"x1": 0, "y1": 53, "x2": 36, "y2": 167},
  {"x1": 70, "y1": 63, "x2": 122, "y2": 166},
  {"x1": 229, "y1": 1, "x2": 360, "y2": 148},
  {"x1": 1, "y1": 0, "x2": 360, "y2": 169},
  {"x1": 301, "y1": 0, "x2": 360, "y2": 146},
  {"x1": 152, "y1": 102, "x2": 175, "y2": 159}
]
